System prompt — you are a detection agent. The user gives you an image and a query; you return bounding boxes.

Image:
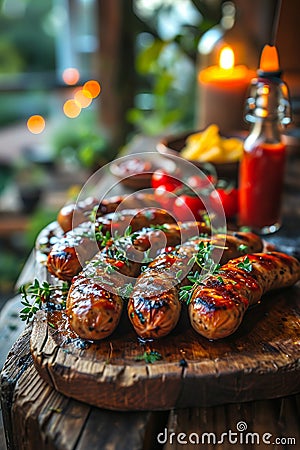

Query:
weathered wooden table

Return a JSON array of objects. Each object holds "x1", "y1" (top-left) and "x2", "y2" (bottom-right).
[{"x1": 1, "y1": 135, "x2": 300, "y2": 449}]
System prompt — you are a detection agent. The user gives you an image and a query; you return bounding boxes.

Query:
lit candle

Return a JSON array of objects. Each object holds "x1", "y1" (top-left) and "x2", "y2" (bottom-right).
[{"x1": 197, "y1": 46, "x2": 255, "y2": 134}]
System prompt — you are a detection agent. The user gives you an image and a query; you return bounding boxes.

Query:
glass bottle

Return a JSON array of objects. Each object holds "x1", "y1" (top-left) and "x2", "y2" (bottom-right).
[{"x1": 238, "y1": 45, "x2": 291, "y2": 234}]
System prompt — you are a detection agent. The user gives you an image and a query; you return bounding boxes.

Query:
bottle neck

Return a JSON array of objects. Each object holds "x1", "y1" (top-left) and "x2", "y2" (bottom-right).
[{"x1": 245, "y1": 117, "x2": 283, "y2": 149}]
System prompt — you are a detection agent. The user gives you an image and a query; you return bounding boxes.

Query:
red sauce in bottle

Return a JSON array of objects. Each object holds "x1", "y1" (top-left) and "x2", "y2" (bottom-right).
[
  {"x1": 239, "y1": 141, "x2": 286, "y2": 231},
  {"x1": 238, "y1": 45, "x2": 291, "y2": 234}
]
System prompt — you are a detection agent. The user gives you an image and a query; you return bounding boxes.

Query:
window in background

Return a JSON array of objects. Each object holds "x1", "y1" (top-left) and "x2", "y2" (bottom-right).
[{"x1": 0, "y1": 0, "x2": 98, "y2": 126}]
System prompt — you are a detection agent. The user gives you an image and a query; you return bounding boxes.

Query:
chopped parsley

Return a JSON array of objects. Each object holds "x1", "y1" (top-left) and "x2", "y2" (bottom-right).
[{"x1": 237, "y1": 256, "x2": 253, "y2": 272}]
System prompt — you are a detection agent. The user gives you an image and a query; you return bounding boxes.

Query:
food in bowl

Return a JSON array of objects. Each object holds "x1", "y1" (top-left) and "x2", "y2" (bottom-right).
[
  {"x1": 110, "y1": 155, "x2": 177, "y2": 189},
  {"x1": 180, "y1": 124, "x2": 243, "y2": 163}
]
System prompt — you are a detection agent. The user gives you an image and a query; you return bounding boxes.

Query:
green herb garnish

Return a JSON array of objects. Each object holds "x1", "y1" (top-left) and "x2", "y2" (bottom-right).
[
  {"x1": 19, "y1": 279, "x2": 69, "y2": 322},
  {"x1": 94, "y1": 224, "x2": 112, "y2": 246},
  {"x1": 239, "y1": 226, "x2": 251, "y2": 232},
  {"x1": 117, "y1": 283, "x2": 134, "y2": 298},
  {"x1": 176, "y1": 269, "x2": 183, "y2": 281},
  {"x1": 135, "y1": 351, "x2": 162, "y2": 364},
  {"x1": 142, "y1": 248, "x2": 153, "y2": 263},
  {"x1": 237, "y1": 256, "x2": 253, "y2": 272},
  {"x1": 124, "y1": 225, "x2": 133, "y2": 237},
  {"x1": 149, "y1": 224, "x2": 168, "y2": 231},
  {"x1": 238, "y1": 243, "x2": 248, "y2": 254},
  {"x1": 89, "y1": 205, "x2": 98, "y2": 222},
  {"x1": 179, "y1": 241, "x2": 224, "y2": 304}
]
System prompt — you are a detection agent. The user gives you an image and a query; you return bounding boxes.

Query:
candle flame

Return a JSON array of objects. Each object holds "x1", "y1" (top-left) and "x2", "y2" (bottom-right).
[{"x1": 219, "y1": 46, "x2": 235, "y2": 70}]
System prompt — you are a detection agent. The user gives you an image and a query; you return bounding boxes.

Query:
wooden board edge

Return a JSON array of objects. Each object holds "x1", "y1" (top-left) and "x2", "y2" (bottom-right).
[{"x1": 30, "y1": 311, "x2": 300, "y2": 411}]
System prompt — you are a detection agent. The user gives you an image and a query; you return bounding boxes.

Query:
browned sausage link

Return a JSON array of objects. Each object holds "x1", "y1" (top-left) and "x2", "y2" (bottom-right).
[
  {"x1": 58, "y1": 193, "x2": 160, "y2": 232},
  {"x1": 47, "y1": 223, "x2": 97, "y2": 282},
  {"x1": 128, "y1": 232, "x2": 264, "y2": 339},
  {"x1": 66, "y1": 253, "x2": 140, "y2": 341},
  {"x1": 57, "y1": 197, "x2": 99, "y2": 233},
  {"x1": 47, "y1": 220, "x2": 209, "y2": 282},
  {"x1": 95, "y1": 208, "x2": 176, "y2": 236},
  {"x1": 214, "y1": 231, "x2": 263, "y2": 264},
  {"x1": 129, "y1": 221, "x2": 210, "y2": 258},
  {"x1": 189, "y1": 251, "x2": 300, "y2": 340},
  {"x1": 66, "y1": 223, "x2": 210, "y2": 339},
  {"x1": 50, "y1": 208, "x2": 170, "y2": 282}
]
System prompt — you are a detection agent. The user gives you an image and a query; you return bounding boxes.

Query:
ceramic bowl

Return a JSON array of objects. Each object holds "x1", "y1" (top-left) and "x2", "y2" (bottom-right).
[{"x1": 156, "y1": 131, "x2": 242, "y2": 183}]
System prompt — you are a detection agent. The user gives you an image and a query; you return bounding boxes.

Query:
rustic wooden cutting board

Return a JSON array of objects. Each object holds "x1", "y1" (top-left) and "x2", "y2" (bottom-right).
[{"x1": 30, "y1": 283, "x2": 300, "y2": 411}]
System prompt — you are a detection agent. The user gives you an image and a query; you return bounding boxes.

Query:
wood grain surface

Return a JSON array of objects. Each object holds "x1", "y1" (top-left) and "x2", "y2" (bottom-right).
[
  {"x1": 30, "y1": 281, "x2": 300, "y2": 411},
  {"x1": 2, "y1": 326, "x2": 299, "y2": 450}
]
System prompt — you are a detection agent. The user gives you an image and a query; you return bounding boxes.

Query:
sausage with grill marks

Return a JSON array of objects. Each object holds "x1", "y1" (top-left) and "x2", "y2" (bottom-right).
[
  {"x1": 189, "y1": 251, "x2": 300, "y2": 340},
  {"x1": 57, "y1": 193, "x2": 161, "y2": 232},
  {"x1": 128, "y1": 232, "x2": 263, "y2": 339},
  {"x1": 47, "y1": 219, "x2": 209, "y2": 282},
  {"x1": 66, "y1": 252, "x2": 140, "y2": 340},
  {"x1": 64, "y1": 221, "x2": 209, "y2": 340}
]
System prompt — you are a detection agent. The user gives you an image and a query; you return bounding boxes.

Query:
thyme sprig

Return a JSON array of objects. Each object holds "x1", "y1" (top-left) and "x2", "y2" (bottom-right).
[
  {"x1": 179, "y1": 241, "x2": 223, "y2": 304},
  {"x1": 19, "y1": 279, "x2": 69, "y2": 322},
  {"x1": 188, "y1": 241, "x2": 221, "y2": 275},
  {"x1": 94, "y1": 225, "x2": 112, "y2": 246},
  {"x1": 135, "y1": 350, "x2": 162, "y2": 364}
]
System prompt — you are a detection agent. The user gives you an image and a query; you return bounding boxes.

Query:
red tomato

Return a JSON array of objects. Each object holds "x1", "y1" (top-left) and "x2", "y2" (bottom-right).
[
  {"x1": 173, "y1": 194, "x2": 204, "y2": 222},
  {"x1": 154, "y1": 185, "x2": 176, "y2": 212},
  {"x1": 187, "y1": 174, "x2": 215, "y2": 190},
  {"x1": 210, "y1": 187, "x2": 239, "y2": 218},
  {"x1": 151, "y1": 169, "x2": 182, "y2": 191}
]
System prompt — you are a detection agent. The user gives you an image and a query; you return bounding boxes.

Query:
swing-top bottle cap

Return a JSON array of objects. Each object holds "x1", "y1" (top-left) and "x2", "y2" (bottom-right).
[
  {"x1": 244, "y1": 44, "x2": 291, "y2": 125},
  {"x1": 257, "y1": 44, "x2": 282, "y2": 78}
]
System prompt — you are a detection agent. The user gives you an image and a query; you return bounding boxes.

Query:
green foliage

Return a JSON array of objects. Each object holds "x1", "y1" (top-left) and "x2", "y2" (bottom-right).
[
  {"x1": 51, "y1": 113, "x2": 113, "y2": 169},
  {"x1": 128, "y1": 0, "x2": 220, "y2": 134},
  {"x1": 127, "y1": 38, "x2": 194, "y2": 134},
  {"x1": 0, "y1": 0, "x2": 55, "y2": 73}
]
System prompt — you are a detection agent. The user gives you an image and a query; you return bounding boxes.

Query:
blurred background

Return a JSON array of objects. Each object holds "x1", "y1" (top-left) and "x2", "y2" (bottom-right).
[{"x1": 0, "y1": 0, "x2": 299, "y2": 307}]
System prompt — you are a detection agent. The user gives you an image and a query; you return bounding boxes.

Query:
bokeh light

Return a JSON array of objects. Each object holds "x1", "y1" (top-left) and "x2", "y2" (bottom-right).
[
  {"x1": 27, "y1": 115, "x2": 46, "y2": 134},
  {"x1": 63, "y1": 99, "x2": 81, "y2": 118},
  {"x1": 83, "y1": 80, "x2": 101, "y2": 98},
  {"x1": 62, "y1": 68, "x2": 80, "y2": 85},
  {"x1": 74, "y1": 88, "x2": 93, "y2": 108}
]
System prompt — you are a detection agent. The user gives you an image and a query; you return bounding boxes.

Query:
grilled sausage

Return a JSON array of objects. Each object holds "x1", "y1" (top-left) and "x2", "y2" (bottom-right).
[
  {"x1": 189, "y1": 251, "x2": 300, "y2": 340},
  {"x1": 47, "y1": 223, "x2": 98, "y2": 282},
  {"x1": 128, "y1": 232, "x2": 263, "y2": 339},
  {"x1": 47, "y1": 209, "x2": 183, "y2": 282},
  {"x1": 58, "y1": 193, "x2": 160, "y2": 232},
  {"x1": 53, "y1": 218, "x2": 208, "y2": 283},
  {"x1": 66, "y1": 252, "x2": 140, "y2": 340},
  {"x1": 65, "y1": 221, "x2": 211, "y2": 339},
  {"x1": 95, "y1": 208, "x2": 176, "y2": 236},
  {"x1": 57, "y1": 197, "x2": 99, "y2": 233}
]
